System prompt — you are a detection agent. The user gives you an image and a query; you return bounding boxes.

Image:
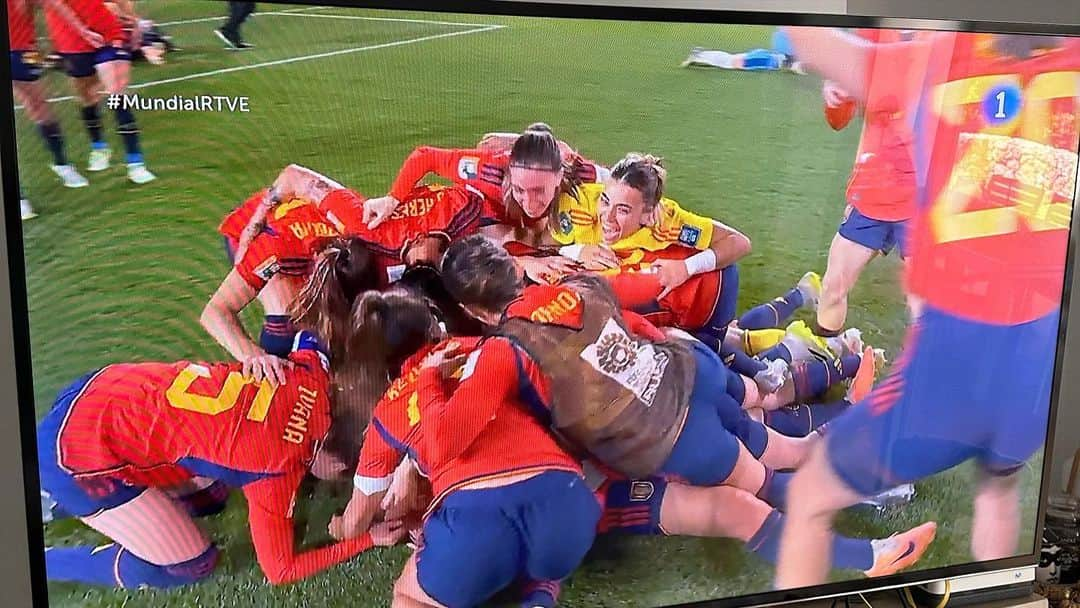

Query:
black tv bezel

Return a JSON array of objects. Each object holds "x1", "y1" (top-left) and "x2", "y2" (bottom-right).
[{"x1": 1, "y1": 1, "x2": 1077, "y2": 606}]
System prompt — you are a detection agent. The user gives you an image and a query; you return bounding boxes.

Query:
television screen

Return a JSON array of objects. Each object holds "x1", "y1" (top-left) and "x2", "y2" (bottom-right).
[{"x1": 7, "y1": 1, "x2": 1078, "y2": 607}]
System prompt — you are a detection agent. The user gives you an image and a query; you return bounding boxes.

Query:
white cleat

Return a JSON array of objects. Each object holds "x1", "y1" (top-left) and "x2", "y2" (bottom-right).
[
  {"x1": 680, "y1": 47, "x2": 706, "y2": 67},
  {"x1": 50, "y1": 164, "x2": 88, "y2": 188},
  {"x1": 753, "y1": 357, "x2": 789, "y2": 394},
  {"x1": 20, "y1": 199, "x2": 37, "y2": 221},
  {"x1": 88, "y1": 147, "x2": 111, "y2": 172},
  {"x1": 127, "y1": 163, "x2": 157, "y2": 185}
]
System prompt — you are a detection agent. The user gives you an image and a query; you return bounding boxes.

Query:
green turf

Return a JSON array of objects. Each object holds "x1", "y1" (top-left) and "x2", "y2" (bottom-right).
[{"x1": 15, "y1": 2, "x2": 1044, "y2": 606}]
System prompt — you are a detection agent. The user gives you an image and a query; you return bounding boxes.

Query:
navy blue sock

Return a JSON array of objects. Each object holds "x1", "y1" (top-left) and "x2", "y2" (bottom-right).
[
  {"x1": 46, "y1": 543, "x2": 217, "y2": 588},
  {"x1": 759, "y1": 342, "x2": 794, "y2": 363},
  {"x1": 746, "y1": 509, "x2": 874, "y2": 571},
  {"x1": 113, "y1": 107, "x2": 142, "y2": 163},
  {"x1": 765, "y1": 400, "x2": 853, "y2": 437},
  {"x1": 791, "y1": 355, "x2": 860, "y2": 401},
  {"x1": 260, "y1": 315, "x2": 297, "y2": 357},
  {"x1": 738, "y1": 288, "x2": 805, "y2": 330},
  {"x1": 37, "y1": 122, "x2": 67, "y2": 166},
  {"x1": 756, "y1": 469, "x2": 792, "y2": 510},
  {"x1": 719, "y1": 342, "x2": 768, "y2": 377},
  {"x1": 80, "y1": 104, "x2": 105, "y2": 148}
]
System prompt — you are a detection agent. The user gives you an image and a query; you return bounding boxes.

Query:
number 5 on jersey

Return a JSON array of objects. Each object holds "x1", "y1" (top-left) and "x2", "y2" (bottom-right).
[{"x1": 166, "y1": 364, "x2": 276, "y2": 422}]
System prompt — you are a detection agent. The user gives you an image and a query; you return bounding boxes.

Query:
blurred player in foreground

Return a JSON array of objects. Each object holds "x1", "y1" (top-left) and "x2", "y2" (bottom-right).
[
  {"x1": 37, "y1": 332, "x2": 403, "y2": 588},
  {"x1": 44, "y1": 0, "x2": 155, "y2": 183},
  {"x1": 8, "y1": 0, "x2": 91, "y2": 205},
  {"x1": 775, "y1": 29, "x2": 1080, "y2": 588}
]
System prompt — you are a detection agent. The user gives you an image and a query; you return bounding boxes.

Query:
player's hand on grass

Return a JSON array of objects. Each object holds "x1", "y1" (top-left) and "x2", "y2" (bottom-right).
[
  {"x1": 370, "y1": 519, "x2": 408, "y2": 547},
  {"x1": 578, "y1": 244, "x2": 620, "y2": 270},
  {"x1": 242, "y1": 353, "x2": 293, "y2": 387},
  {"x1": 363, "y1": 195, "x2": 399, "y2": 229},
  {"x1": 652, "y1": 259, "x2": 692, "y2": 300}
]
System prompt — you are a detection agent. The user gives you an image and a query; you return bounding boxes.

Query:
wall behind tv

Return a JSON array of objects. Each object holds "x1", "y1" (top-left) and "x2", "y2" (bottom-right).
[{"x1": 0, "y1": 2, "x2": 1077, "y2": 607}]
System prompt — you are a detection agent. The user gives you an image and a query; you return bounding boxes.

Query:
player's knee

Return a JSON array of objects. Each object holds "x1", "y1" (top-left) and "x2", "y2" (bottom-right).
[{"x1": 118, "y1": 544, "x2": 218, "y2": 588}]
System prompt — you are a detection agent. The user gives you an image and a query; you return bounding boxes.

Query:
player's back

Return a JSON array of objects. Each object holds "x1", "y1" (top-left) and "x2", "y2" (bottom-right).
[
  {"x1": 906, "y1": 33, "x2": 1080, "y2": 325},
  {"x1": 60, "y1": 352, "x2": 331, "y2": 485}
]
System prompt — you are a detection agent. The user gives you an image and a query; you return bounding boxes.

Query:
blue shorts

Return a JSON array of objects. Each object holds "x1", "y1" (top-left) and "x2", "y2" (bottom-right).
[
  {"x1": 598, "y1": 476, "x2": 668, "y2": 536},
  {"x1": 37, "y1": 370, "x2": 145, "y2": 517},
  {"x1": 10, "y1": 50, "x2": 43, "y2": 82},
  {"x1": 661, "y1": 341, "x2": 768, "y2": 485},
  {"x1": 416, "y1": 470, "x2": 600, "y2": 608},
  {"x1": 838, "y1": 206, "x2": 908, "y2": 258},
  {"x1": 828, "y1": 306, "x2": 1059, "y2": 496},
  {"x1": 60, "y1": 47, "x2": 131, "y2": 78}
]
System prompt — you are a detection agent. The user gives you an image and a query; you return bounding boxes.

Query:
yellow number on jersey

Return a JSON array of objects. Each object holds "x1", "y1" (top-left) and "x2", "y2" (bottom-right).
[
  {"x1": 165, "y1": 364, "x2": 276, "y2": 421},
  {"x1": 406, "y1": 392, "x2": 421, "y2": 427},
  {"x1": 929, "y1": 71, "x2": 1079, "y2": 245}
]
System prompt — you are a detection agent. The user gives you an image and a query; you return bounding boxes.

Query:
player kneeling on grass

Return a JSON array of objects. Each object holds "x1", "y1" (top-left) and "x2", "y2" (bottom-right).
[
  {"x1": 329, "y1": 290, "x2": 600, "y2": 608},
  {"x1": 442, "y1": 235, "x2": 811, "y2": 509},
  {"x1": 37, "y1": 331, "x2": 404, "y2": 589}
]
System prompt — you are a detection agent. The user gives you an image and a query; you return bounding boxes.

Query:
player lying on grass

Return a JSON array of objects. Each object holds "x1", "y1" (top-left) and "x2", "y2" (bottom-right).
[
  {"x1": 43, "y1": 0, "x2": 155, "y2": 183},
  {"x1": 775, "y1": 28, "x2": 1079, "y2": 589},
  {"x1": 365, "y1": 123, "x2": 607, "y2": 281},
  {"x1": 441, "y1": 235, "x2": 814, "y2": 503},
  {"x1": 328, "y1": 292, "x2": 602, "y2": 608},
  {"x1": 7, "y1": 0, "x2": 90, "y2": 191},
  {"x1": 37, "y1": 331, "x2": 405, "y2": 589}
]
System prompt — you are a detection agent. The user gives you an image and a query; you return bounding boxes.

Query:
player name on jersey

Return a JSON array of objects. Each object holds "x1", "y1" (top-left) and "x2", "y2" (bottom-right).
[{"x1": 283, "y1": 385, "x2": 319, "y2": 445}]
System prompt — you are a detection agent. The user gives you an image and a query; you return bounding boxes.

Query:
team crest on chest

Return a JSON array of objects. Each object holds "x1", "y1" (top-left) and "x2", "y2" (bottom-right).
[{"x1": 559, "y1": 212, "x2": 573, "y2": 234}]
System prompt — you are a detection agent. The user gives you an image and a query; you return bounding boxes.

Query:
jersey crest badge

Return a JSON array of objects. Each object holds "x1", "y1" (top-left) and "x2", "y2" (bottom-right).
[{"x1": 559, "y1": 212, "x2": 573, "y2": 235}]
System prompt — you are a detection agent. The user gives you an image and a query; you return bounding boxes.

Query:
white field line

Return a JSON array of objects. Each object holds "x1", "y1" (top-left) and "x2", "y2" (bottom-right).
[{"x1": 16, "y1": 21, "x2": 505, "y2": 108}]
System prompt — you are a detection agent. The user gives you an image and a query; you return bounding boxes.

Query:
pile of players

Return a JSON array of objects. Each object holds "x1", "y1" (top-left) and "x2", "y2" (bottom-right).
[{"x1": 36, "y1": 117, "x2": 942, "y2": 607}]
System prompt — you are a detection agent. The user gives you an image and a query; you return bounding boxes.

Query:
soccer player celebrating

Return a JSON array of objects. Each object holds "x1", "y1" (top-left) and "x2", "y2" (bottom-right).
[
  {"x1": 8, "y1": 0, "x2": 89, "y2": 195},
  {"x1": 330, "y1": 291, "x2": 601, "y2": 608},
  {"x1": 774, "y1": 29, "x2": 1080, "y2": 588},
  {"x1": 37, "y1": 332, "x2": 404, "y2": 588},
  {"x1": 44, "y1": 0, "x2": 155, "y2": 183},
  {"x1": 812, "y1": 28, "x2": 928, "y2": 338},
  {"x1": 365, "y1": 123, "x2": 606, "y2": 280},
  {"x1": 440, "y1": 235, "x2": 809, "y2": 502}
]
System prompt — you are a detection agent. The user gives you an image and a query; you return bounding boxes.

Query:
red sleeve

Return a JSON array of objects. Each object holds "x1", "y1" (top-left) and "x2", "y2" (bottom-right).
[
  {"x1": 418, "y1": 339, "x2": 521, "y2": 464},
  {"x1": 390, "y1": 147, "x2": 493, "y2": 201},
  {"x1": 355, "y1": 417, "x2": 402, "y2": 480},
  {"x1": 234, "y1": 233, "x2": 279, "y2": 290},
  {"x1": 622, "y1": 310, "x2": 665, "y2": 341},
  {"x1": 243, "y1": 471, "x2": 376, "y2": 585}
]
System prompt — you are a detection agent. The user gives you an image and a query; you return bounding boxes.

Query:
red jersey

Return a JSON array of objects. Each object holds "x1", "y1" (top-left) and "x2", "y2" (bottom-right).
[
  {"x1": 57, "y1": 347, "x2": 374, "y2": 584},
  {"x1": 7, "y1": 0, "x2": 36, "y2": 51},
  {"x1": 321, "y1": 184, "x2": 483, "y2": 286},
  {"x1": 906, "y1": 33, "x2": 1080, "y2": 325},
  {"x1": 45, "y1": 0, "x2": 124, "y2": 54},
  {"x1": 219, "y1": 189, "x2": 269, "y2": 245},
  {"x1": 234, "y1": 197, "x2": 340, "y2": 291},
  {"x1": 602, "y1": 246, "x2": 724, "y2": 331},
  {"x1": 844, "y1": 29, "x2": 929, "y2": 222},
  {"x1": 354, "y1": 337, "x2": 580, "y2": 510},
  {"x1": 389, "y1": 145, "x2": 604, "y2": 227}
]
